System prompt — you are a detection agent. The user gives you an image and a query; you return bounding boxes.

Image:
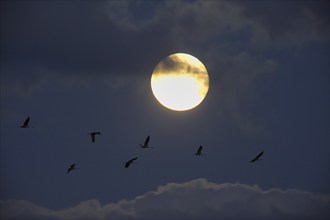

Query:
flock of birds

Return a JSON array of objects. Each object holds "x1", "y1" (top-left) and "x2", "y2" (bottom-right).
[{"x1": 19, "y1": 116, "x2": 264, "y2": 174}]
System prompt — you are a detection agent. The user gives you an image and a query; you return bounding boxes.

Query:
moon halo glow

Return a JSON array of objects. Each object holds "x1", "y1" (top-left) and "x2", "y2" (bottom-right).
[{"x1": 151, "y1": 53, "x2": 209, "y2": 111}]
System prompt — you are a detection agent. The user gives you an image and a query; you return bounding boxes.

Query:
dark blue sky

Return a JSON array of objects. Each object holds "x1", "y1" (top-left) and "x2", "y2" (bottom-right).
[{"x1": 1, "y1": 1, "x2": 329, "y2": 219}]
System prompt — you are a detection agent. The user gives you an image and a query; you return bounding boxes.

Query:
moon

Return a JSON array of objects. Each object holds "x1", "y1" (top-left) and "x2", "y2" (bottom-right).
[{"x1": 151, "y1": 53, "x2": 209, "y2": 111}]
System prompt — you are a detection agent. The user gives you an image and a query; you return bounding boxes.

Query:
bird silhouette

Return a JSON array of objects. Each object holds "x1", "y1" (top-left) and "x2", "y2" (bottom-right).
[
  {"x1": 125, "y1": 157, "x2": 138, "y2": 168},
  {"x1": 20, "y1": 116, "x2": 30, "y2": 128},
  {"x1": 195, "y1": 145, "x2": 204, "y2": 156},
  {"x1": 67, "y1": 163, "x2": 78, "y2": 173},
  {"x1": 89, "y1": 132, "x2": 102, "y2": 143},
  {"x1": 250, "y1": 151, "x2": 264, "y2": 162},
  {"x1": 139, "y1": 136, "x2": 151, "y2": 148}
]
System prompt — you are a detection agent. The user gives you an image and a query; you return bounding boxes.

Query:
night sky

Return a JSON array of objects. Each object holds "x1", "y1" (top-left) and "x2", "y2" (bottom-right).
[{"x1": 1, "y1": 1, "x2": 329, "y2": 219}]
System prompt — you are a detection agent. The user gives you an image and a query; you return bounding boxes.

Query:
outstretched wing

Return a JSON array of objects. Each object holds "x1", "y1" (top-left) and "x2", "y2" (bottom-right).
[
  {"x1": 91, "y1": 133, "x2": 96, "y2": 143},
  {"x1": 67, "y1": 163, "x2": 75, "y2": 173},
  {"x1": 144, "y1": 136, "x2": 150, "y2": 146},
  {"x1": 130, "y1": 157, "x2": 138, "y2": 163},
  {"x1": 250, "y1": 151, "x2": 264, "y2": 162},
  {"x1": 125, "y1": 157, "x2": 138, "y2": 168},
  {"x1": 23, "y1": 117, "x2": 30, "y2": 127},
  {"x1": 196, "y1": 146, "x2": 203, "y2": 155},
  {"x1": 255, "y1": 151, "x2": 264, "y2": 160}
]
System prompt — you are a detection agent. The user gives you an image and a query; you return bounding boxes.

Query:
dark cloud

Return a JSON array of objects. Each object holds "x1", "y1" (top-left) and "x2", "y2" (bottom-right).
[
  {"x1": 214, "y1": 52, "x2": 277, "y2": 135},
  {"x1": 1, "y1": 1, "x2": 170, "y2": 82},
  {"x1": 153, "y1": 53, "x2": 207, "y2": 77},
  {"x1": 239, "y1": 0, "x2": 330, "y2": 47},
  {"x1": 1, "y1": 179, "x2": 329, "y2": 220},
  {"x1": 2, "y1": 1, "x2": 328, "y2": 78},
  {"x1": 1, "y1": 0, "x2": 328, "y2": 134}
]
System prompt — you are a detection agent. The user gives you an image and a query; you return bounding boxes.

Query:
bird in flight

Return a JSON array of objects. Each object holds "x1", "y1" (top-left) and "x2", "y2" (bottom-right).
[
  {"x1": 195, "y1": 145, "x2": 204, "y2": 156},
  {"x1": 250, "y1": 151, "x2": 264, "y2": 163},
  {"x1": 125, "y1": 157, "x2": 138, "y2": 168},
  {"x1": 67, "y1": 163, "x2": 78, "y2": 173},
  {"x1": 20, "y1": 116, "x2": 30, "y2": 128},
  {"x1": 89, "y1": 132, "x2": 102, "y2": 143},
  {"x1": 139, "y1": 135, "x2": 151, "y2": 148}
]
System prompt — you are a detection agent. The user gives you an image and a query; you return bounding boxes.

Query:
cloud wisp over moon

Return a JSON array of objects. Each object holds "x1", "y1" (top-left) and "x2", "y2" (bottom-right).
[
  {"x1": 1, "y1": 178, "x2": 329, "y2": 220},
  {"x1": 151, "y1": 53, "x2": 209, "y2": 111}
]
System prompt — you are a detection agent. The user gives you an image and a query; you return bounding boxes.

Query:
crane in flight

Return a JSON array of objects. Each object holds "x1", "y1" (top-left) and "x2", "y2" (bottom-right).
[
  {"x1": 67, "y1": 163, "x2": 78, "y2": 173},
  {"x1": 20, "y1": 116, "x2": 30, "y2": 128},
  {"x1": 250, "y1": 151, "x2": 264, "y2": 163},
  {"x1": 89, "y1": 132, "x2": 102, "y2": 143},
  {"x1": 139, "y1": 135, "x2": 151, "y2": 148},
  {"x1": 125, "y1": 157, "x2": 138, "y2": 168},
  {"x1": 195, "y1": 145, "x2": 204, "y2": 156}
]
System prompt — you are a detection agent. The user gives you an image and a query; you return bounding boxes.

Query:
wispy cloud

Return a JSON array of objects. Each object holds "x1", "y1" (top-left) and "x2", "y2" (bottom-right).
[{"x1": 1, "y1": 178, "x2": 329, "y2": 220}]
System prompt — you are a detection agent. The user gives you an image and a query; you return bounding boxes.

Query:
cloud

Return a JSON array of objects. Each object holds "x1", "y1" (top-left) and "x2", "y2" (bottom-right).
[
  {"x1": 106, "y1": 1, "x2": 330, "y2": 49},
  {"x1": 2, "y1": 1, "x2": 328, "y2": 77},
  {"x1": 1, "y1": 0, "x2": 328, "y2": 133},
  {"x1": 240, "y1": 1, "x2": 330, "y2": 48},
  {"x1": 1, "y1": 0, "x2": 328, "y2": 94},
  {"x1": 214, "y1": 52, "x2": 277, "y2": 135},
  {"x1": 1, "y1": 178, "x2": 329, "y2": 220}
]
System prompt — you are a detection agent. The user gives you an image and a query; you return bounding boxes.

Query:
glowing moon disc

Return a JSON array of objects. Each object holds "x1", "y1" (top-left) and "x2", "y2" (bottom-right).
[{"x1": 151, "y1": 53, "x2": 209, "y2": 111}]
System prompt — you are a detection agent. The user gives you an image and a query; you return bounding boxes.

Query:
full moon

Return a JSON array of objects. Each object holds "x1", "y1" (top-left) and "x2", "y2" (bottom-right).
[{"x1": 151, "y1": 53, "x2": 209, "y2": 111}]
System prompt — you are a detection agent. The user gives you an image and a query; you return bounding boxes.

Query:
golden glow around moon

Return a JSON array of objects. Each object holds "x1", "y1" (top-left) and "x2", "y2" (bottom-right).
[{"x1": 151, "y1": 53, "x2": 209, "y2": 111}]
